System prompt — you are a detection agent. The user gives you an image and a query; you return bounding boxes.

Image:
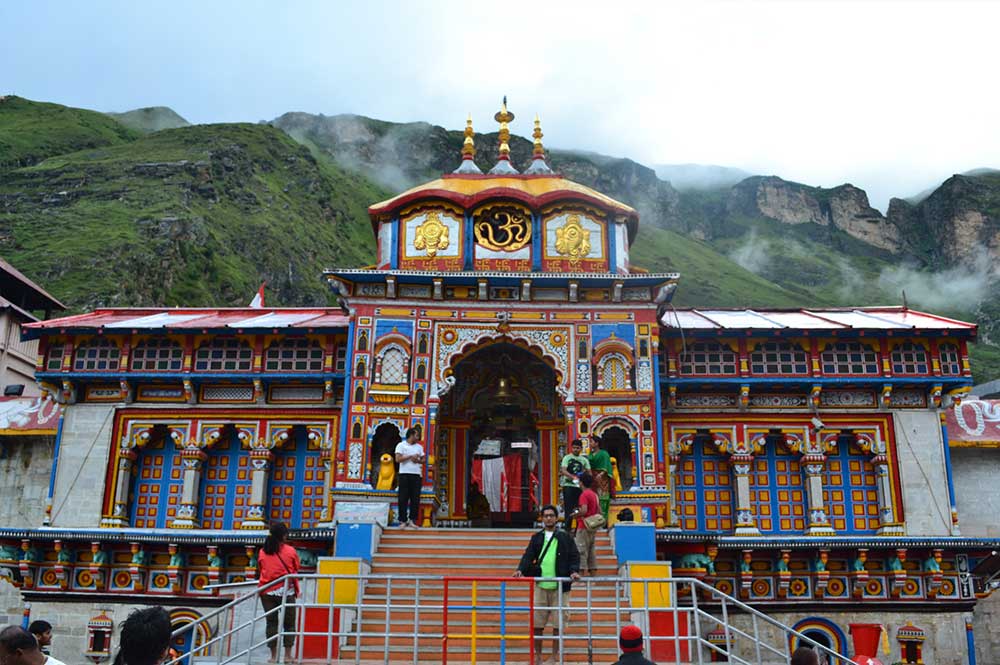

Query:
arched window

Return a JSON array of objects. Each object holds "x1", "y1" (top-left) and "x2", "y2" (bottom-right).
[
  {"x1": 750, "y1": 341, "x2": 809, "y2": 375},
  {"x1": 938, "y1": 342, "x2": 962, "y2": 375},
  {"x1": 890, "y1": 342, "x2": 929, "y2": 375},
  {"x1": 351, "y1": 422, "x2": 363, "y2": 439},
  {"x1": 194, "y1": 339, "x2": 252, "y2": 372},
  {"x1": 599, "y1": 354, "x2": 631, "y2": 391},
  {"x1": 678, "y1": 341, "x2": 737, "y2": 376},
  {"x1": 414, "y1": 388, "x2": 425, "y2": 404},
  {"x1": 357, "y1": 331, "x2": 369, "y2": 352},
  {"x1": 820, "y1": 341, "x2": 878, "y2": 375},
  {"x1": 355, "y1": 359, "x2": 367, "y2": 378},
  {"x1": 417, "y1": 334, "x2": 428, "y2": 355},
  {"x1": 74, "y1": 339, "x2": 121, "y2": 371},
  {"x1": 131, "y1": 339, "x2": 183, "y2": 371},
  {"x1": 265, "y1": 339, "x2": 323, "y2": 372},
  {"x1": 378, "y1": 347, "x2": 409, "y2": 385},
  {"x1": 45, "y1": 343, "x2": 66, "y2": 371},
  {"x1": 416, "y1": 362, "x2": 427, "y2": 380},
  {"x1": 354, "y1": 384, "x2": 365, "y2": 402}
]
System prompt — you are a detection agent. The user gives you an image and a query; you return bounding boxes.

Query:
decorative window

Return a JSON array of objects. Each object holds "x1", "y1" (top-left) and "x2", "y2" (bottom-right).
[
  {"x1": 417, "y1": 334, "x2": 428, "y2": 355},
  {"x1": 354, "y1": 384, "x2": 365, "y2": 402},
  {"x1": 416, "y1": 362, "x2": 426, "y2": 380},
  {"x1": 45, "y1": 344, "x2": 66, "y2": 371},
  {"x1": 938, "y1": 343, "x2": 962, "y2": 375},
  {"x1": 194, "y1": 339, "x2": 252, "y2": 372},
  {"x1": 890, "y1": 342, "x2": 929, "y2": 375},
  {"x1": 378, "y1": 347, "x2": 409, "y2": 385},
  {"x1": 199, "y1": 433, "x2": 250, "y2": 530},
  {"x1": 131, "y1": 339, "x2": 183, "y2": 371},
  {"x1": 265, "y1": 339, "x2": 323, "y2": 372},
  {"x1": 579, "y1": 340, "x2": 588, "y2": 359},
  {"x1": 269, "y1": 427, "x2": 326, "y2": 529},
  {"x1": 598, "y1": 354, "x2": 631, "y2": 391},
  {"x1": 351, "y1": 422, "x2": 363, "y2": 439},
  {"x1": 74, "y1": 339, "x2": 121, "y2": 371},
  {"x1": 414, "y1": 388, "x2": 425, "y2": 404},
  {"x1": 676, "y1": 439, "x2": 733, "y2": 532},
  {"x1": 639, "y1": 339, "x2": 649, "y2": 357},
  {"x1": 823, "y1": 441, "x2": 880, "y2": 534},
  {"x1": 678, "y1": 341, "x2": 737, "y2": 376},
  {"x1": 335, "y1": 346, "x2": 347, "y2": 372},
  {"x1": 357, "y1": 331, "x2": 369, "y2": 352},
  {"x1": 355, "y1": 359, "x2": 366, "y2": 378},
  {"x1": 750, "y1": 341, "x2": 809, "y2": 375},
  {"x1": 130, "y1": 434, "x2": 183, "y2": 529},
  {"x1": 820, "y1": 341, "x2": 878, "y2": 375},
  {"x1": 749, "y1": 444, "x2": 806, "y2": 533}
]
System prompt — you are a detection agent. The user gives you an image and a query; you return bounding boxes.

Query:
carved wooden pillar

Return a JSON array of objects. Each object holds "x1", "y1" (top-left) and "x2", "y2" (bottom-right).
[
  {"x1": 104, "y1": 448, "x2": 138, "y2": 528},
  {"x1": 731, "y1": 454, "x2": 760, "y2": 536},
  {"x1": 802, "y1": 454, "x2": 835, "y2": 536},
  {"x1": 242, "y1": 447, "x2": 273, "y2": 529},
  {"x1": 171, "y1": 446, "x2": 208, "y2": 528}
]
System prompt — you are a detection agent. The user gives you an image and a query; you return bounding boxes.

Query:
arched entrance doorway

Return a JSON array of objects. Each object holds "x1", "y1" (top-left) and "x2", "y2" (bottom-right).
[
  {"x1": 598, "y1": 425, "x2": 634, "y2": 491},
  {"x1": 439, "y1": 343, "x2": 564, "y2": 527},
  {"x1": 369, "y1": 422, "x2": 402, "y2": 488}
]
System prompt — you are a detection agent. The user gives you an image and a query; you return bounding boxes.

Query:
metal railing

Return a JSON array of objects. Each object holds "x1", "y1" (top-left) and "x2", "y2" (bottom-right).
[{"x1": 167, "y1": 572, "x2": 851, "y2": 665}]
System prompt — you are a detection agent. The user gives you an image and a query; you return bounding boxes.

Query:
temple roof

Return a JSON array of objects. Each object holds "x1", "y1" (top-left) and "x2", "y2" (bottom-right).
[
  {"x1": 660, "y1": 306, "x2": 977, "y2": 335},
  {"x1": 22, "y1": 307, "x2": 349, "y2": 338},
  {"x1": 0, "y1": 257, "x2": 65, "y2": 313}
]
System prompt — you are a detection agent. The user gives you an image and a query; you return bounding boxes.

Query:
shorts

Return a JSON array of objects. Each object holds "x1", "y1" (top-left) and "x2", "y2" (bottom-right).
[{"x1": 533, "y1": 586, "x2": 571, "y2": 629}]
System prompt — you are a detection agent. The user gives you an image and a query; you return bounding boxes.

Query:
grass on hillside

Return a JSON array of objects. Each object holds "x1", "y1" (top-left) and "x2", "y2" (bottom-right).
[{"x1": 0, "y1": 96, "x2": 138, "y2": 170}]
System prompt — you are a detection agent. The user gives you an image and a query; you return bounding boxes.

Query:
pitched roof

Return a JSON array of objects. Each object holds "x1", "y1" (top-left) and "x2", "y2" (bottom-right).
[
  {"x1": 0, "y1": 257, "x2": 65, "y2": 312},
  {"x1": 660, "y1": 307, "x2": 977, "y2": 334}
]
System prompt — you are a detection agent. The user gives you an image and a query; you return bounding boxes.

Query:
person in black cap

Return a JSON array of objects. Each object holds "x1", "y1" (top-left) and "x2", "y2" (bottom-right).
[{"x1": 613, "y1": 624, "x2": 657, "y2": 665}]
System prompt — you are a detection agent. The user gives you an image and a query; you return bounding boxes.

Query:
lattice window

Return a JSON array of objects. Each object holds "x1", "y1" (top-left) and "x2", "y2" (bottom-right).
[
  {"x1": 750, "y1": 341, "x2": 809, "y2": 375},
  {"x1": 45, "y1": 344, "x2": 66, "y2": 371},
  {"x1": 130, "y1": 438, "x2": 183, "y2": 529},
  {"x1": 199, "y1": 433, "x2": 250, "y2": 530},
  {"x1": 131, "y1": 339, "x2": 183, "y2": 371},
  {"x1": 939, "y1": 343, "x2": 962, "y2": 375},
  {"x1": 823, "y1": 442, "x2": 879, "y2": 533},
  {"x1": 678, "y1": 341, "x2": 737, "y2": 376},
  {"x1": 676, "y1": 440, "x2": 733, "y2": 532},
  {"x1": 74, "y1": 339, "x2": 121, "y2": 371},
  {"x1": 194, "y1": 339, "x2": 252, "y2": 372},
  {"x1": 335, "y1": 346, "x2": 347, "y2": 372},
  {"x1": 379, "y1": 347, "x2": 409, "y2": 384},
  {"x1": 749, "y1": 445, "x2": 806, "y2": 533},
  {"x1": 265, "y1": 339, "x2": 323, "y2": 372},
  {"x1": 820, "y1": 341, "x2": 878, "y2": 375},
  {"x1": 269, "y1": 428, "x2": 327, "y2": 528},
  {"x1": 600, "y1": 354, "x2": 631, "y2": 391},
  {"x1": 890, "y1": 342, "x2": 929, "y2": 375}
]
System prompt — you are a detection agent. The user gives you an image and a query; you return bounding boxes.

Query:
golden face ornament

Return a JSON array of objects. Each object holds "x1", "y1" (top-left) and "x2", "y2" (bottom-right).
[
  {"x1": 413, "y1": 212, "x2": 450, "y2": 257},
  {"x1": 554, "y1": 214, "x2": 592, "y2": 258}
]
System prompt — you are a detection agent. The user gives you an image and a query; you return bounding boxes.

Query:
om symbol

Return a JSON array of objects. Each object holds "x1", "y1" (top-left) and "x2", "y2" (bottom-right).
[{"x1": 474, "y1": 206, "x2": 531, "y2": 251}]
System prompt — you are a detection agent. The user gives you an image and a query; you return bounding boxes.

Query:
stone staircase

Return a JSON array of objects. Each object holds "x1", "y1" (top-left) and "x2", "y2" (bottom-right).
[{"x1": 345, "y1": 527, "x2": 623, "y2": 662}]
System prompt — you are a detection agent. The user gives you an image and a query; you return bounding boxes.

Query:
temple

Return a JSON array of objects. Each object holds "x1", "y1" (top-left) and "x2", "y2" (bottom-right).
[{"x1": 2, "y1": 101, "x2": 998, "y2": 663}]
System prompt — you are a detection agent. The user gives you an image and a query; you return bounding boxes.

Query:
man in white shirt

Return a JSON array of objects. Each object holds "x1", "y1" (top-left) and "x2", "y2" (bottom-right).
[
  {"x1": 0, "y1": 626, "x2": 67, "y2": 665},
  {"x1": 395, "y1": 427, "x2": 426, "y2": 528}
]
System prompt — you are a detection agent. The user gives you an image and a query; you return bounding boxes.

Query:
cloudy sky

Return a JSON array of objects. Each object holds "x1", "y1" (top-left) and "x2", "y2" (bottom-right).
[{"x1": 3, "y1": 1, "x2": 997, "y2": 209}]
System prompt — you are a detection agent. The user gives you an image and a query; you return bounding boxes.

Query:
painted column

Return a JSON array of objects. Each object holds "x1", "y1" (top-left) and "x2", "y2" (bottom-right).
[
  {"x1": 242, "y1": 447, "x2": 274, "y2": 529},
  {"x1": 104, "y1": 448, "x2": 138, "y2": 528},
  {"x1": 666, "y1": 452, "x2": 681, "y2": 528},
  {"x1": 940, "y1": 411, "x2": 960, "y2": 534},
  {"x1": 966, "y1": 614, "x2": 977, "y2": 665},
  {"x1": 316, "y1": 440, "x2": 333, "y2": 527},
  {"x1": 802, "y1": 454, "x2": 835, "y2": 536},
  {"x1": 171, "y1": 446, "x2": 208, "y2": 528},
  {"x1": 731, "y1": 454, "x2": 760, "y2": 536}
]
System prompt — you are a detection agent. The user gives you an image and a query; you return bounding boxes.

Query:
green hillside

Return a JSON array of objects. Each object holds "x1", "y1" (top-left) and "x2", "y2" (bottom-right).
[
  {"x1": 0, "y1": 123, "x2": 381, "y2": 308},
  {"x1": 106, "y1": 106, "x2": 191, "y2": 134},
  {"x1": 0, "y1": 96, "x2": 139, "y2": 170}
]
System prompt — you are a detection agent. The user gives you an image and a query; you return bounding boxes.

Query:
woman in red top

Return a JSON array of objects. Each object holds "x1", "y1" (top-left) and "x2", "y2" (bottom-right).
[
  {"x1": 573, "y1": 472, "x2": 601, "y2": 576},
  {"x1": 257, "y1": 522, "x2": 301, "y2": 663}
]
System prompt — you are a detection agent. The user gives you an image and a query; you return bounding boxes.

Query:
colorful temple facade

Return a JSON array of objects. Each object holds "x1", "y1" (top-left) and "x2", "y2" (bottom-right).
[{"x1": 1, "y1": 103, "x2": 998, "y2": 664}]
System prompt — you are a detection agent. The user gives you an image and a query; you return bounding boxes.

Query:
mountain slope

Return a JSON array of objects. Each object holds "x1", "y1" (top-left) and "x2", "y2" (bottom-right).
[
  {"x1": 0, "y1": 123, "x2": 381, "y2": 308},
  {"x1": 106, "y1": 106, "x2": 190, "y2": 133},
  {"x1": 0, "y1": 96, "x2": 139, "y2": 170}
]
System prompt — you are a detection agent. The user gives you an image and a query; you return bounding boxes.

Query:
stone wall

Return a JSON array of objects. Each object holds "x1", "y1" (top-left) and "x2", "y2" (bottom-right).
[
  {"x1": 893, "y1": 411, "x2": 954, "y2": 536},
  {"x1": 49, "y1": 404, "x2": 116, "y2": 528},
  {"x1": 0, "y1": 435, "x2": 53, "y2": 527},
  {"x1": 951, "y1": 447, "x2": 1000, "y2": 537}
]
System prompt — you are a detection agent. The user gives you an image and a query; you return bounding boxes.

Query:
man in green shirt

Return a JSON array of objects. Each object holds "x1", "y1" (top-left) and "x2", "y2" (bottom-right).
[
  {"x1": 559, "y1": 439, "x2": 590, "y2": 530},
  {"x1": 514, "y1": 505, "x2": 581, "y2": 663}
]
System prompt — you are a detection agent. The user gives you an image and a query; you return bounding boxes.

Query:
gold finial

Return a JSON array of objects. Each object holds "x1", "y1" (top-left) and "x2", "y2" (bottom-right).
[
  {"x1": 532, "y1": 114, "x2": 544, "y2": 158},
  {"x1": 494, "y1": 96, "x2": 515, "y2": 160},
  {"x1": 462, "y1": 114, "x2": 476, "y2": 159}
]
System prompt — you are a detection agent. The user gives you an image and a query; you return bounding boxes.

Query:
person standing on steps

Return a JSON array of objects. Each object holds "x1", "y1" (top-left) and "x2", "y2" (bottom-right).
[
  {"x1": 257, "y1": 521, "x2": 301, "y2": 664},
  {"x1": 395, "y1": 426, "x2": 425, "y2": 528},
  {"x1": 513, "y1": 504, "x2": 581, "y2": 664},
  {"x1": 559, "y1": 438, "x2": 590, "y2": 530},
  {"x1": 573, "y1": 472, "x2": 601, "y2": 576},
  {"x1": 588, "y1": 434, "x2": 614, "y2": 522}
]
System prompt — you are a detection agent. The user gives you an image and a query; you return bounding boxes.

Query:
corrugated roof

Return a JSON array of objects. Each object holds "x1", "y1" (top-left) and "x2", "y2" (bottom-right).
[
  {"x1": 23, "y1": 308, "x2": 350, "y2": 336},
  {"x1": 0, "y1": 257, "x2": 66, "y2": 311},
  {"x1": 660, "y1": 307, "x2": 976, "y2": 333}
]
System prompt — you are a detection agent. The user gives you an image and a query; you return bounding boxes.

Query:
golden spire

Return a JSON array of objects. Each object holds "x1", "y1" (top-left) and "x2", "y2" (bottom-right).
[
  {"x1": 525, "y1": 112, "x2": 553, "y2": 175},
  {"x1": 462, "y1": 114, "x2": 476, "y2": 159},
  {"x1": 488, "y1": 96, "x2": 520, "y2": 175},
  {"x1": 532, "y1": 114, "x2": 544, "y2": 158},
  {"x1": 453, "y1": 113, "x2": 483, "y2": 174}
]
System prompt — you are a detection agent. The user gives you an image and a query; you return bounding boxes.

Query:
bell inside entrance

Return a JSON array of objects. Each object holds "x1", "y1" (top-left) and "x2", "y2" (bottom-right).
[{"x1": 439, "y1": 343, "x2": 563, "y2": 527}]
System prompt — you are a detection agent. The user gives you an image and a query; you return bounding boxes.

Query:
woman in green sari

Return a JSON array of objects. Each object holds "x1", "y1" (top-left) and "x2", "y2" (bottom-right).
[{"x1": 587, "y1": 434, "x2": 614, "y2": 522}]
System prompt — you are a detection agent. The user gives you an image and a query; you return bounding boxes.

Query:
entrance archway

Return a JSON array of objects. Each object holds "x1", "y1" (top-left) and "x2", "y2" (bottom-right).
[
  {"x1": 598, "y1": 425, "x2": 634, "y2": 491},
  {"x1": 369, "y1": 422, "x2": 401, "y2": 488},
  {"x1": 439, "y1": 343, "x2": 564, "y2": 526}
]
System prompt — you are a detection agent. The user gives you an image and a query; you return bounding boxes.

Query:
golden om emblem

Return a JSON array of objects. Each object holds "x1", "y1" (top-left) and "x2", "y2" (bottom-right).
[
  {"x1": 473, "y1": 206, "x2": 531, "y2": 252},
  {"x1": 554, "y1": 214, "x2": 592, "y2": 258},
  {"x1": 413, "y1": 212, "x2": 450, "y2": 257}
]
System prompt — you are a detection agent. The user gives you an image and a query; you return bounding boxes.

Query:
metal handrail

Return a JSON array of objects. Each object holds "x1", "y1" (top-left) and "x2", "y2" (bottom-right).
[{"x1": 166, "y1": 572, "x2": 852, "y2": 665}]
